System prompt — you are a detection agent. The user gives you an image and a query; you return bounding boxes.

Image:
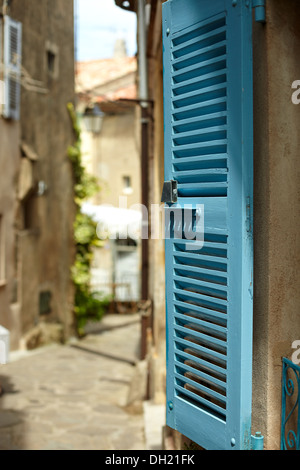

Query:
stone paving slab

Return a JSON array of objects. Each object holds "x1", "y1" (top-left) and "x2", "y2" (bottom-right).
[{"x1": 0, "y1": 314, "x2": 146, "y2": 450}]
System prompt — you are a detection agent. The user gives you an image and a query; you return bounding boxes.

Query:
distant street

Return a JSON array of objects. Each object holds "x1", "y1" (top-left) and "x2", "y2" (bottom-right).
[{"x1": 0, "y1": 314, "x2": 145, "y2": 450}]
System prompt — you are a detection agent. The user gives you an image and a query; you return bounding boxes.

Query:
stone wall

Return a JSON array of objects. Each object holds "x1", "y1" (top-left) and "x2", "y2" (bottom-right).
[
  {"x1": 81, "y1": 110, "x2": 141, "y2": 209},
  {"x1": 146, "y1": 0, "x2": 167, "y2": 405},
  {"x1": 0, "y1": 0, "x2": 76, "y2": 349},
  {"x1": 252, "y1": 0, "x2": 300, "y2": 450},
  {"x1": 144, "y1": 0, "x2": 300, "y2": 450},
  {"x1": 0, "y1": 119, "x2": 21, "y2": 349}
]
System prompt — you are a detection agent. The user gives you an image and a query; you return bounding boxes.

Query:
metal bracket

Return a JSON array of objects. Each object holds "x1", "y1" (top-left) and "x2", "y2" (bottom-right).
[
  {"x1": 252, "y1": 0, "x2": 266, "y2": 23},
  {"x1": 161, "y1": 180, "x2": 178, "y2": 204},
  {"x1": 251, "y1": 432, "x2": 264, "y2": 450}
]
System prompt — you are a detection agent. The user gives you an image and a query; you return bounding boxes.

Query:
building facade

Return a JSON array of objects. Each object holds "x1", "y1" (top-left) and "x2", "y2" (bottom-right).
[
  {"x1": 76, "y1": 47, "x2": 142, "y2": 303},
  {"x1": 116, "y1": 0, "x2": 300, "y2": 451},
  {"x1": 0, "y1": 0, "x2": 76, "y2": 350}
]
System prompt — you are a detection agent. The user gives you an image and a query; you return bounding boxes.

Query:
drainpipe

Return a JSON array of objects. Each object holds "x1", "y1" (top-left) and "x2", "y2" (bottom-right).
[
  {"x1": 2, "y1": 0, "x2": 9, "y2": 16},
  {"x1": 137, "y1": 0, "x2": 148, "y2": 108},
  {"x1": 137, "y1": 0, "x2": 152, "y2": 361},
  {"x1": 137, "y1": 0, "x2": 149, "y2": 302},
  {"x1": 116, "y1": 0, "x2": 152, "y2": 358}
]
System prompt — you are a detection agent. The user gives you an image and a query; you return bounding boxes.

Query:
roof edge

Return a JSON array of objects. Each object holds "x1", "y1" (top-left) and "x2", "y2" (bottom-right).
[{"x1": 114, "y1": 0, "x2": 137, "y2": 13}]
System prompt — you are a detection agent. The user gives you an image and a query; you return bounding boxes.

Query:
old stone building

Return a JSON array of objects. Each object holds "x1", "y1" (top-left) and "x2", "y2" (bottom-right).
[
  {"x1": 0, "y1": 0, "x2": 76, "y2": 350},
  {"x1": 76, "y1": 44, "x2": 142, "y2": 302},
  {"x1": 116, "y1": 0, "x2": 300, "y2": 451}
]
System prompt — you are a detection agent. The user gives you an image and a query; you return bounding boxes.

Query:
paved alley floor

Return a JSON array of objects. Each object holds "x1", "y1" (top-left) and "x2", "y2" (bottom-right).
[{"x1": 0, "y1": 314, "x2": 146, "y2": 450}]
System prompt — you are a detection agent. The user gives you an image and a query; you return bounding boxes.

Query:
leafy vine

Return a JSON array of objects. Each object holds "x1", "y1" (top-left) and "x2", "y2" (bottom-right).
[{"x1": 67, "y1": 102, "x2": 111, "y2": 336}]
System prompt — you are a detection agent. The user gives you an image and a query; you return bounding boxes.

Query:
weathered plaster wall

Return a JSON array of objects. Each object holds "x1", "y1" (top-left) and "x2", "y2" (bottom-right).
[
  {"x1": 82, "y1": 111, "x2": 141, "y2": 209},
  {"x1": 80, "y1": 109, "x2": 142, "y2": 301},
  {"x1": 252, "y1": 0, "x2": 300, "y2": 450},
  {"x1": 147, "y1": 1, "x2": 167, "y2": 405},
  {"x1": 0, "y1": 120, "x2": 21, "y2": 349},
  {"x1": 132, "y1": 0, "x2": 300, "y2": 450},
  {"x1": 6, "y1": 0, "x2": 76, "y2": 345}
]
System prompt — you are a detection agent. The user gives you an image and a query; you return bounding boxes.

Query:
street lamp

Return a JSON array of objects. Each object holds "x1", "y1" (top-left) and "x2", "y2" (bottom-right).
[{"x1": 82, "y1": 104, "x2": 104, "y2": 134}]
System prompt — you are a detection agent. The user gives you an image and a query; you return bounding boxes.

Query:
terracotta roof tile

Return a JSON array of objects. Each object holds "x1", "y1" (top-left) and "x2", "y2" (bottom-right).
[{"x1": 76, "y1": 56, "x2": 137, "y2": 102}]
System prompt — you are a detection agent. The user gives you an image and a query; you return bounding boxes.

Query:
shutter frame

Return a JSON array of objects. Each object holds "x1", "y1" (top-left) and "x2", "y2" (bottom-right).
[
  {"x1": 3, "y1": 15, "x2": 22, "y2": 120},
  {"x1": 163, "y1": 0, "x2": 253, "y2": 450}
]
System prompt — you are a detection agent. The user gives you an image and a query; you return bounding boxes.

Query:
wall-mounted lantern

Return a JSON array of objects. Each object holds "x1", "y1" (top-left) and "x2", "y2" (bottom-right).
[{"x1": 82, "y1": 104, "x2": 104, "y2": 134}]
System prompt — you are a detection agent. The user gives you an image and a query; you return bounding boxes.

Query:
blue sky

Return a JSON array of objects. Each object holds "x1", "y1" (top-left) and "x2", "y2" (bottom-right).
[{"x1": 75, "y1": 0, "x2": 137, "y2": 61}]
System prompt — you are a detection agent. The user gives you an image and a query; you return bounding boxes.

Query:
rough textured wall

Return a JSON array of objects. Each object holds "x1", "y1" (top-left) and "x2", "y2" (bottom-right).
[
  {"x1": 147, "y1": 1, "x2": 167, "y2": 405},
  {"x1": 147, "y1": 0, "x2": 300, "y2": 451},
  {"x1": 80, "y1": 109, "x2": 141, "y2": 302},
  {"x1": 252, "y1": 0, "x2": 300, "y2": 449},
  {"x1": 9, "y1": 0, "x2": 76, "y2": 342},
  {"x1": 0, "y1": 120, "x2": 21, "y2": 348},
  {"x1": 86, "y1": 111, "x2": 141, "y2": 209}
]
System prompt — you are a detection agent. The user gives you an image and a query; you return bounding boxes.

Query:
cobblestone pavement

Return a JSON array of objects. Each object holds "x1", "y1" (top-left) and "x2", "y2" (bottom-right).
[{"x1": 0, "y1": 314, "x2": 146, "y2": 450}]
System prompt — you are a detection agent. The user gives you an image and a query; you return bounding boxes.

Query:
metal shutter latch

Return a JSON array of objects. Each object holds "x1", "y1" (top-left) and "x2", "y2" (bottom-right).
[{"x1": 161, "y1": 180, "x2": 178, "y2": 204}]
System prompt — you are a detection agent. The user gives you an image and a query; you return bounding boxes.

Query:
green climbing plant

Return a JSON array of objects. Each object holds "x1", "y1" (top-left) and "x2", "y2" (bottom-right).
[{"x1": 67, "y1": 102, "x2": 111, "y2": 336}]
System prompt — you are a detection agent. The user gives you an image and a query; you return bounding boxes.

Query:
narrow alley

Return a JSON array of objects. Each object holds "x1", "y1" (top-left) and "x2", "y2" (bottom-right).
[
  {"x1": 0, "y1": 313, "x2": 157, "y2": 450},
  {"x1": 0, "y1": 0, "x2": 299, "y2": 452}
]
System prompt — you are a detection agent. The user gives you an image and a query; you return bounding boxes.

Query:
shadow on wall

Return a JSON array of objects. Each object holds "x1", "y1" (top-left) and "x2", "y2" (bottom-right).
[{"x1": 0, "y1": 374, "x2": 26, "y2": 450}]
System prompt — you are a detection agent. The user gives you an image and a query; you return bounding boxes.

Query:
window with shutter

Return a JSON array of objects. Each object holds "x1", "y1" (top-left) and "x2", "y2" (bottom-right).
[
  {"x1": 3, "y1": 16, "x2": 22, "y2": 120},
  {"x1": 162, "y1": 0, "x2": 253, "y2": 450}
]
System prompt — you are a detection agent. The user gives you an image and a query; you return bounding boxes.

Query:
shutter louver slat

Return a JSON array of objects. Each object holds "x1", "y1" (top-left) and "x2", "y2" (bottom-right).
[
  {"x1": 173, "y1": 97, "x2": 227, "y2": 122},
  {"x1": 172, "y1": 56, "x2": 227, "y2": 84},
  {"x1": 173, "y1": 39, "x2": 227, "y2": 66},
  {"x1": 174, "y1": 372, "x2": 227, "y2": 405},
  {"x1": 174, "y1": 300, "x2": 227, "y2": 325},
  {"x1": 174, "y1": 360, "x2": 226, "y2": 392},
  {"x1": 174, "y1": 336, "x2": 227, "y2": 366},
  {"x1": 171, "y1": 14, "x2": 226, "y2": 47},
  {"x1": 175, "y1": 349, "x2": 227, "y2": 379},
  {"x1": 174, "y1": 311, "x2": 227, "y2": 335},
  {"x1": 173, "y1": 113, "x2": 227, "y2": 134},
  {"x1": 174, "y1": 383, "x2": 226, "y2": 420}
]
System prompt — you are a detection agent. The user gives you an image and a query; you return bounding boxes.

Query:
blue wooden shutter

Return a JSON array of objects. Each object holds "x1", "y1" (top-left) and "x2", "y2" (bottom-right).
[{"x1": 162, "y1": 0, "x2": 253, "y2": 450}]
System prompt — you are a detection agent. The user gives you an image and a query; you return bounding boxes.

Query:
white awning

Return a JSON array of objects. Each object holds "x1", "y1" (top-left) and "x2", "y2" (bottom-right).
[{"x1": 81, "y1": 202, "x2": 142, "y2": 240}]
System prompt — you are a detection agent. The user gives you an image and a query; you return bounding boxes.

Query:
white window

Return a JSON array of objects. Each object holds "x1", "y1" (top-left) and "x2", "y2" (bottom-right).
[
  {"x1": 1, "y1": 15, "x2": 22, "y2": 120},
  {"x1": 122, "y1": 175, "x2": 133, "y2": 195}
]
